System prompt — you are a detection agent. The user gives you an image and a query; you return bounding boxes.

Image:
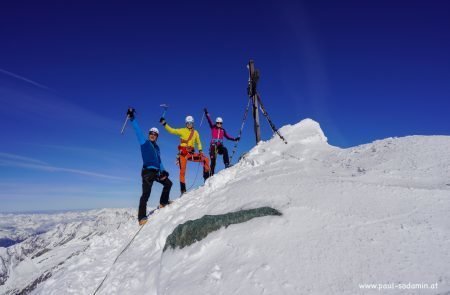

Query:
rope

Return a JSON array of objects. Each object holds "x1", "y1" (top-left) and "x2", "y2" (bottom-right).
[
  {"x1": 92, "y1": 209, "x2": 155, "y2": 295},
  {"x1": 187, "y1": 161, "x2": 202, "y2": 191},
  {"x1": 281, "y1": 152, "x2": 301, "y2": 161},
  {"x1": 230, "y1": 97, "x2": 252, "y2": 163}
]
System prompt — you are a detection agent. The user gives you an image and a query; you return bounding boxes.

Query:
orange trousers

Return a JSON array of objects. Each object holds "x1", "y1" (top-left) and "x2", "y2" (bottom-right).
[{"x1": 178, "y1": 152, "x2": 210, "y2": 183}]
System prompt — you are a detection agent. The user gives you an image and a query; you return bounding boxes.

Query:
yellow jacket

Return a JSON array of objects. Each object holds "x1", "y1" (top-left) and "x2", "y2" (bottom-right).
[{"x1": 164, "y1": 123, "x2": 203, "y2": 151}]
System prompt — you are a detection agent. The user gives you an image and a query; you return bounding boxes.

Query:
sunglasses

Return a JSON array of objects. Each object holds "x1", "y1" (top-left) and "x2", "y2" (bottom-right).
[
  {"x1": 216, "y1": 122, "x2": 222, "y2": 125},
  {"x1": 149, "y1": 132, "x2": 158, "y2": 136}
]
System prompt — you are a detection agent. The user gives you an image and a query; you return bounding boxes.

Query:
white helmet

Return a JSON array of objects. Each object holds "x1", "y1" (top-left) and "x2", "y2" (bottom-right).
[
  {"x1": 215, "y1": 117, "x2": 223, "y2": 123},
  {"x1": 185, "y1": 115, "x2": 194, "y2": 123},
  {"x1": 149, "y1": 127, "x2": 159, "y2": 135}
]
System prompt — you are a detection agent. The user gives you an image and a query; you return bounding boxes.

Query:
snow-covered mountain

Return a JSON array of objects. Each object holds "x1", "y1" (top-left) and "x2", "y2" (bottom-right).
[
  {"x1": 1, "y1": 118, "x2": 449, "y2": 294},
  {"x1": 0, "y1": 209, "x2": 136, "y2": 294}
]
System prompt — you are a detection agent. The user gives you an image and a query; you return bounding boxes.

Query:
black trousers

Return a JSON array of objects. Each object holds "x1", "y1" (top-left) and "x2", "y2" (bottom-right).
[
  {"x1": 138, "y1": 169, "x2": 172, "y2": 220},
  {"x1": 209, "y1": 144, "x2": 229, "y2": 175}
]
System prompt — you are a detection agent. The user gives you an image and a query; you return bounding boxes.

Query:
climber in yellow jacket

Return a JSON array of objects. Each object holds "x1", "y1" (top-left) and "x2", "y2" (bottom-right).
[{"x1": 160, "y1": 115, "x2": 210, "y2": 194}]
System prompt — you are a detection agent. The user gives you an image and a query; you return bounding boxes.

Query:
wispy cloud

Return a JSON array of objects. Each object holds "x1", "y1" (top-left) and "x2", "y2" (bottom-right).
[
  {"x1": 0, "y1": 152, "x2": 48, "y2": 165},
  {"x1": 0, "y1": 152, "x2": 130, "y2": 181},
  {"x1": 33, "y1": 144, "x2": 126, "y2": 160},
  {"x1": 0, "y1": 68, "x2": 50, "y2": 90},
  {"x1": 0, "y1": 78, "x2": 117, "y2": 131}
]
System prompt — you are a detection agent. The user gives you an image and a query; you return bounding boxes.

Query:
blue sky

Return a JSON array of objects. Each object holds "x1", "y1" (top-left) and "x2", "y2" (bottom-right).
[{"x1": 1, "y1": 0, "x2": 449, "y2": 212}]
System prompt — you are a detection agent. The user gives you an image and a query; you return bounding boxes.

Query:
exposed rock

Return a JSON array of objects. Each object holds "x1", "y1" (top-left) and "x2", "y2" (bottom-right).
[{"x1": 163, "y1": 207, "x2": 282, "y2": 251}]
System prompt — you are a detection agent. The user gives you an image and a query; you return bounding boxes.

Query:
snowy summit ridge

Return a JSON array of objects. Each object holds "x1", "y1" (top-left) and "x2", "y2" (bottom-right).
[{"x1": 1, "y1": 118, "x2": 450, "y2": 294}]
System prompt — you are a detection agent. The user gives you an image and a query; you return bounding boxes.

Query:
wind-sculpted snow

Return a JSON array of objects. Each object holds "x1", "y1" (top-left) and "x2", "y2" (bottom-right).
[{"x1": 3, "y1": 119, "x2": 450, "y2": 294}]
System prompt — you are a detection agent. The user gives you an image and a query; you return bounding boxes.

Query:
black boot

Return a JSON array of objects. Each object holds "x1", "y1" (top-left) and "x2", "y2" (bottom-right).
[
  {"x1": 180, "y1": 182, "x2": 186, "y2": 194},
  {"x1": 203, "y1": 170, "x2": 210, "y2": 181}
]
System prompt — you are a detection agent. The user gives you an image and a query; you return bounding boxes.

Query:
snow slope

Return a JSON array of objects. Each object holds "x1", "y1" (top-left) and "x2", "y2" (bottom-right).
[{"x1": 2, "y1": 118, "x2": 450, "y2": 294}]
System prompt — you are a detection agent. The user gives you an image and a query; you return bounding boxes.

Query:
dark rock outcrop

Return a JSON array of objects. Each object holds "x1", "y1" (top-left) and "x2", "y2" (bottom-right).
[{"x1": 163, "y1": 207, "x2": 282, "y2": 251}]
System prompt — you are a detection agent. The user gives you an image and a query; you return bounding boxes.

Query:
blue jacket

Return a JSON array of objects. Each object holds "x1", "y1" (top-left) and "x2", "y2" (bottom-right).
[{"x1": 131, "y1": 118, "x2": 165, "y2": 172}]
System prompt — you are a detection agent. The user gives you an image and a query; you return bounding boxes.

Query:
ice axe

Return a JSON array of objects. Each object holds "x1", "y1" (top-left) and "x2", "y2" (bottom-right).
[
  {"x1": 160, "y1": 104, "x2": 169, "y2": 118},
  {"x1": 121, "y1": 107, "x2": 135, "y2": 134}
]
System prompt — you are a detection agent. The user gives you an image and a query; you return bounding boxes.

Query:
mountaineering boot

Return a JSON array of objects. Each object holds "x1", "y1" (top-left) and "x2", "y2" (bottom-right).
[
  {"x1": 180, "y1": 182, "x2": 186, "y2": 194},
  {"x1": 203, "y1": 170, "x2": 211, "y2": 181},
  {"x1": 159, "y1": 200, "x2": 173, "y2": 209},
  {"x1": 139, "y1": 217, "x2": 148, "y2": 226}
]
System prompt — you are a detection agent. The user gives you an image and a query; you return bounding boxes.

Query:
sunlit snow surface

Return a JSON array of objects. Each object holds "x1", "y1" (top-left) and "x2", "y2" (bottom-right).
[{"x1": 1, "y1": 119, "x2": 449, "y2": 294}]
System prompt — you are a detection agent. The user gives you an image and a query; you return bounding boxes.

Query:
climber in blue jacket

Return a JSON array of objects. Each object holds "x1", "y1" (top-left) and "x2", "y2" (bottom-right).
[{"x1": 127, "y1": 108, "x2": 172, "y2": 225}]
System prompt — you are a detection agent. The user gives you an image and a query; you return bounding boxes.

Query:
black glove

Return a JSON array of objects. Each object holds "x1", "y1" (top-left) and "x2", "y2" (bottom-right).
[
  {"x1": 160, "y1": 170, "x2": 169, "y2": 179},
  {"x1": 159, "y1": 117, "x2": 166, "y2": 125},
  {"x1": 235, "y1": 136, "x2": 240, "y2": 141},
  {"x1": 127, "y1": 108, "x2": 136, "y2": 119},
  {"x1": 204, "y1": 108, "x2": 208, "y2": 114}
]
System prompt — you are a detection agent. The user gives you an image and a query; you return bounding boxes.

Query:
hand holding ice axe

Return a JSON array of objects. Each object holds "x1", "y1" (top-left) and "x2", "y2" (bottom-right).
[{"x1": 121, "y1": 107, "x2": 136, "y2": 134}]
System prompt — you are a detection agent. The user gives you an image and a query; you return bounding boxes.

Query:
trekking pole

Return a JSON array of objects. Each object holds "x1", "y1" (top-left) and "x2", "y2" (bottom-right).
[
  {"x1": 256, "y1": 94, "x2": 288, "y2": 144},
  {"x1": 199, "y1": 111, "x2": 205, "y2": 127},
  {"x1": 229, "y1": 97, "x2": 252, "y2": 163}
]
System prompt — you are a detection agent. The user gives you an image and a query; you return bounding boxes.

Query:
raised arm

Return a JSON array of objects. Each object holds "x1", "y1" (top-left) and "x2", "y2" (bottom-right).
[
  {"x1": 164, "y1": 123, "x2": 183, "y2": 136},
  {"x1": 130, "y1": 118, "x2": 147, "y2": 145},
  {"x1": 204, "y1": 108, "x2": 214, "y2": 129}
]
